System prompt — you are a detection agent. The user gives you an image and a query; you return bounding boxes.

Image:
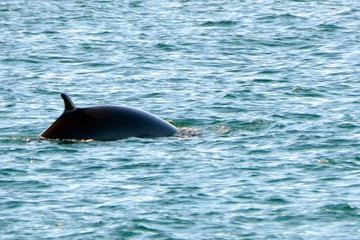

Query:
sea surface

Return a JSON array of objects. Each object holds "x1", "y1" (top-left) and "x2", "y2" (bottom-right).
[{"x1": 1, "y1": 0, "x2": 360, "y2": 239}]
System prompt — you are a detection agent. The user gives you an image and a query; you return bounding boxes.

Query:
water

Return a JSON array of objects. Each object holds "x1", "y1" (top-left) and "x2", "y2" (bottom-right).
[{"x1": 1, "y1": 0, "x2": 360, "y2": 239}]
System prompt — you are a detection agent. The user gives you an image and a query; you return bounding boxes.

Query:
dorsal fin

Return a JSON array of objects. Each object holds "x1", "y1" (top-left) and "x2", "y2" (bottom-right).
[{"x1": 61, "y1": 93, "x2": 76, "y2": 112}]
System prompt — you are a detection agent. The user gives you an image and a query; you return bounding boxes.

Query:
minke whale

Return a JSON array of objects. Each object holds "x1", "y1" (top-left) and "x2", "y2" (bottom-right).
[{"x1": 40, "y1": 93, "x2": 177, "y2": 141}]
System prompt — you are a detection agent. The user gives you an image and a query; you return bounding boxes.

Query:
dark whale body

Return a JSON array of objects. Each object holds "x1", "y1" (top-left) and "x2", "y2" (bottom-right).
[{"x1": 40, "y1": 93, "x2": 177, "y2": 141}]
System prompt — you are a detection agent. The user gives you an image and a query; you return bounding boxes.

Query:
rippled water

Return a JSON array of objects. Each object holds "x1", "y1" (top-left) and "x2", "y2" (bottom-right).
[{"x1": 1, "y1": 0, "x2": 360, "y2": 239}]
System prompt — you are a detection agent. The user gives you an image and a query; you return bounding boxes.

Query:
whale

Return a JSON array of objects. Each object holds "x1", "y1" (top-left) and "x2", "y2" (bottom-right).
[{"x1": 40, "y1": 93, "x2": 177, "y2": 141}]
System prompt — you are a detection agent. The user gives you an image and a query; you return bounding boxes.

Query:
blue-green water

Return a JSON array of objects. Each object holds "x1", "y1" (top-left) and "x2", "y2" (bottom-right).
[{"x1": 1, "y1": 0, "x2": 360, "y2": 239}]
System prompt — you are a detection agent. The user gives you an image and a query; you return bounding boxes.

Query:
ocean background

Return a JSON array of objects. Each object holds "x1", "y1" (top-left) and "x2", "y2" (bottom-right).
[{"x1": 1, "y1": 0, "x2": 360, "y2": 239}]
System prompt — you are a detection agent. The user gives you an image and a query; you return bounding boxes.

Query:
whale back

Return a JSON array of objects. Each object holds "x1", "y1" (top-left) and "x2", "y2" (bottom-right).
[{"x1": 40, "y1": 94, "x2": 177, "y2": 141}]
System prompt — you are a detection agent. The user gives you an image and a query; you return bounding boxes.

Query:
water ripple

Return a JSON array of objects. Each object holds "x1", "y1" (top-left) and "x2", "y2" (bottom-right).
[{"x1": 1, "y1": 0, "x2": 360, "y2": 239}]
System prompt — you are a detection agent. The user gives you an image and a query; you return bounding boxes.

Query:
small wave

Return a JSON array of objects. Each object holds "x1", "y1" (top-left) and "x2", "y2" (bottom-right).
[
  {"x1": 2, "y1": 58, "x2": 42, "y2": 64},
  {"x1": 154, "y1": 43, "x2": 178, "y2": 52},
  {"x1": 3, "y1": 136, "x2": 38, "y2": 144},
  {"x1": 317, "y1": 23, "x2": 344, "y2": 32},
  {"x1": 226, "y1": 119, "x2": 274, "y2": 132},
  {"x1": 321, "y1": 203, "x2": 358, "y2": 215},
  {"x1": 257, "y1": 13, "x2": 305, "y2": 22},
  {"x1": 38, "y1": 137, "x2": 95, "y2": 143},
  {"x1": 200, "y1": 20, "x2": 237, "y2": 27},
  {"x1": 288, "y1": 86, "x2": 325, "y2": 97}
]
